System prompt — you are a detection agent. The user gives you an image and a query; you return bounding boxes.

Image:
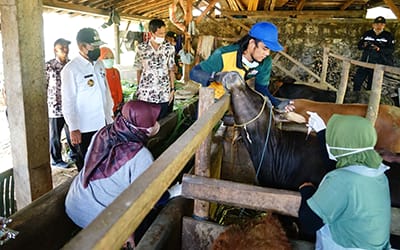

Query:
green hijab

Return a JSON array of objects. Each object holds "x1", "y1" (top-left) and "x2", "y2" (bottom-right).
[{"x1": 326, "y1": 114, "x2": 382, "y2": 169}]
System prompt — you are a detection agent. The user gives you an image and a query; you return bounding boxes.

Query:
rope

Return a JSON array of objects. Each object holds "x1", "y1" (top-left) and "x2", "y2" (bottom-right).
[
  {"x1": 234, "y1": 96, "x2": 267, "y2": 127},
  {"x1": 256, "y1": 105, "x2": 273, "y2": 179}
]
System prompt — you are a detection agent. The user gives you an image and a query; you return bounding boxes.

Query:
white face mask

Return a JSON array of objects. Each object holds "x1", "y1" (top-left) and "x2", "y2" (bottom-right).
[
  {"x1": 325, "y1": 143, "x2": 374, "y2": 161},
  {"x1": 102, "y1": 59, "x2": 114, "y2": 69},
  {"x1": 153, "y1": 37, "x2": 165, "y2": 44},
  {"x1": 242, "y1": 56, "x2": 259, "y2": 68}
]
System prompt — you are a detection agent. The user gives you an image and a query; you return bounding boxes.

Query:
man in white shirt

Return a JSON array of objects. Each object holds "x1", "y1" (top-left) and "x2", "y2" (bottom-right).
[{"x1": 61, "y1": 27, "x2": 113, "y2": 171}]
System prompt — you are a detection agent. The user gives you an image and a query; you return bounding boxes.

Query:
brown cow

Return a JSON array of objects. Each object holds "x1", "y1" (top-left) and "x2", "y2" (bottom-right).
[{"x1": 292, "y1": 99, "x2": 400, "y2": 154}]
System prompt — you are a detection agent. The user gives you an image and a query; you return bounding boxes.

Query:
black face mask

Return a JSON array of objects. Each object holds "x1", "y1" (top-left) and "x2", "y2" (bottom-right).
[{"x1": 87, "y1": 48, "x2": 100, "y2": 61}]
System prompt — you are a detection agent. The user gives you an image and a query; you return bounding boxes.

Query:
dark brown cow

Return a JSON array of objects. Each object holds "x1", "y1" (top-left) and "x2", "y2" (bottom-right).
[{"x1": 220, "y1": 71, "x2": 400, "y2": 207}]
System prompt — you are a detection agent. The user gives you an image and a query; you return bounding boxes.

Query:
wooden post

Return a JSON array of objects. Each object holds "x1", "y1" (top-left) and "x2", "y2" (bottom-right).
[
  {"x1": 366, "y1": 64, "x2": 384, "y2": 125},
  {"x1": 0, "y1": 0, "x2": 52, "y2": 208},
  {"x1": 336, "y1": 59, "x2": 351, "y2": 104},
  {"x1": 114, "y1": 23, "x2": 120, "y2": 64},
  {"x1": 183, "y1": 0, "x2": 193, "y2": 83},
  {"x1": 193, "y1": 87, "x2": 214, "y2": 219},
  {"x1": 320, "y1": 46, "x2": 329, "y2": 85}
]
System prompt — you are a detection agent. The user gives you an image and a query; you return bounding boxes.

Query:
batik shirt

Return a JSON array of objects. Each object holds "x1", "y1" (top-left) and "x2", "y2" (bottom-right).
[
  {"x1": 45, "y1": 58, "x2": 68, "y2": 118},
  {"x1": 133, "y1": 41, "x2": 175, "y2": 103}
]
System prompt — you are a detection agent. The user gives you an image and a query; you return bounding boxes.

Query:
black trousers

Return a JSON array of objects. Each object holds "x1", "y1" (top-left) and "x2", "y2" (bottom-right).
[
  {"x1": 73, "y1": 131, "x2": 97, "y2": 171},
  {"x1": 353, "y1": 66, "x2": 374, "y2": 91},
  {"x1": 158, "y1": 100, "x2": 174, "y2": 120},
  {"x1": 49, "y1": 117, "x2": 76, "y2": 164}
]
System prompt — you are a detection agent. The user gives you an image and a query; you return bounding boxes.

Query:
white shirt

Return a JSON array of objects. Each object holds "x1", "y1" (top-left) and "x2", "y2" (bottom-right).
[
  {"x1": 61, "y1": 54, "x2": 113, "y2": 133},
  {"x1": 65, "y1": 147, "x2": 154, "y2": 228}
]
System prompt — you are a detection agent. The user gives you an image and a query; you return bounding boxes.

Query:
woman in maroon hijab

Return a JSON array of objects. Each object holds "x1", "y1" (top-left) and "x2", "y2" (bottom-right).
[{"x1": 65, "y1": 100, "x2": 166, "y2": 246}]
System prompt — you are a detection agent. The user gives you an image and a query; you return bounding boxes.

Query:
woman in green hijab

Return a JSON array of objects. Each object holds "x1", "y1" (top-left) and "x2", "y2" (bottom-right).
[{"x1": 298, "y1": 113, "x2": 391, "y2": 249}]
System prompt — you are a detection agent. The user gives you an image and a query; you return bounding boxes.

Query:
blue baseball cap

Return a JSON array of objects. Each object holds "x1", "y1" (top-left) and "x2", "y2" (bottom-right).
[{"x1": 248, "y1": 22, "x2": 283, "y2": 52}]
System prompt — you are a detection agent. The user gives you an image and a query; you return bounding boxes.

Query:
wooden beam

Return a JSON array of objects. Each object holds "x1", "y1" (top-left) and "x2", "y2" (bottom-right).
[
  {"x1": 222, "y1": 10, "x2": 365, "y2": 18},
  {"x1": 182, "y1": 175, "x2": 400, "y2": 236},
  {"x1": 248, "y1": 0, "x2": 259, "y2": 11},
  {"x1": 42, "y1": 0, "x2": 150, "y2": 20},
  {"x1": 182, "y1": 174, "x2": 301, "y2": 217},
  {"x1": 63, "y1": 96, "x2": 230, "y2": 250},
  {"x1": 329, "y1": 52, "x2": 400, "y2": 75},
  {"x1": 279, "y1": 51, "x2": 321, "y2": 82},
  {"x1": 223, "y1": 14, "x2": 251, "y2": 31},
  {"x1": 296, "y1": 0, "x2": 306, "y2": 11},
  {"x1": 270, "y1": 0, "x2": 276, "y2": 11},
  {"x1": 383, "y1": 0, "x2": 400, "y2": 19},
  {"x1": 195, "y1": 0, "x2": 219, "y2": 24},
  {"x1": 340, "y1": 0, "x2": 355, "y2": 11}
]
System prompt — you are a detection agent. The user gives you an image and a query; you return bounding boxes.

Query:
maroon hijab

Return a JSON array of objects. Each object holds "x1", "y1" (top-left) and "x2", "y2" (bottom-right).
[{"x1": 83, "y1": 100, "x2": 161, "y2": 188}]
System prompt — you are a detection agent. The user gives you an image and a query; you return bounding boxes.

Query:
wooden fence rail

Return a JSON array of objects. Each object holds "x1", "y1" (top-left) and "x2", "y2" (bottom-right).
[
  {"x1": 62, "y1": 92, "x2": 229, "y2": 250},
  {"x1": 276, "y1": 47, "x2": 400, "y2": 125}
]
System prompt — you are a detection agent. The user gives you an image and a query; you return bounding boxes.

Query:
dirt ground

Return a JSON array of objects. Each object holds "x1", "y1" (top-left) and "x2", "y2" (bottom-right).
[{"x1": 0, "y1": 105, "x2": 77, "y2": 188}]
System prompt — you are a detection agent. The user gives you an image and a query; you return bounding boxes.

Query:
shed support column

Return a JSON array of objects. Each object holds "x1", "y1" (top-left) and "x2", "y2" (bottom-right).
[
  {"x1": 114, "y1": 23, "x2": 120, "y2": 64},
  {"x1": 0, "y1": 0, "x2": 52, "y2": 208}
]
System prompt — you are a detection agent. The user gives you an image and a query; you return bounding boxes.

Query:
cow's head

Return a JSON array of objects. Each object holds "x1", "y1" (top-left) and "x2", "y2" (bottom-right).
[{"x1": 214, "y1": 71, "x2": 245, "y2": 91}]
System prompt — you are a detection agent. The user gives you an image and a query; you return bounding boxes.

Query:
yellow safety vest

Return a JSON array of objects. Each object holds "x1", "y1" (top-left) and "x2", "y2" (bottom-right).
[{"x1": 209, "y1": 51, "x2": 246, "y2": 99}]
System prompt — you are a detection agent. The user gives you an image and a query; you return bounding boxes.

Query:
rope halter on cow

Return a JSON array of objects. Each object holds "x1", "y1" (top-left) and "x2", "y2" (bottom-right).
[{"x1": 231, "y1": 85, "x2": 273, "y2": 179}]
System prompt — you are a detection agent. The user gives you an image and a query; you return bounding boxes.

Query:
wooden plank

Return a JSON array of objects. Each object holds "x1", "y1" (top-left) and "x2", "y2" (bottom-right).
[
  {"x1": 182, "y1": 175, "x2": 400, "y2": 236},
  {"x1": 278, "y1": 51, "x2": 338, "y2": 91},
  {"x1": 182, "y1": 174, "x2": 301, "y2": 217},
  {"x1": 329, "y1": 53, "x2": 400, "y2": 75},
  {"x1": 62, "y1": 95, "x2": 230, "y2": 250},
  {"x1": 279, "y1": 51, "x2": 321, "y2": 81},
  {"x1": 181, "y1": 216, "x2": 225, "y2": 250},
  {"x1": 136, "y1": 198, "x2": 193, "y2": 250},
  {"x1": 4, "y1": 179, "x2": 80, "y2": 250},
  {"x1": 273, "y1": 63, "x2": 303, "y2": 83}
]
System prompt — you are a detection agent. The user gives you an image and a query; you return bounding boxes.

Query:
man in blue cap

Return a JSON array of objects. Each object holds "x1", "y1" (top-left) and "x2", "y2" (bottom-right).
[{"x1": 190, "y1": 22, "x2": 294, "y2": 112}]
